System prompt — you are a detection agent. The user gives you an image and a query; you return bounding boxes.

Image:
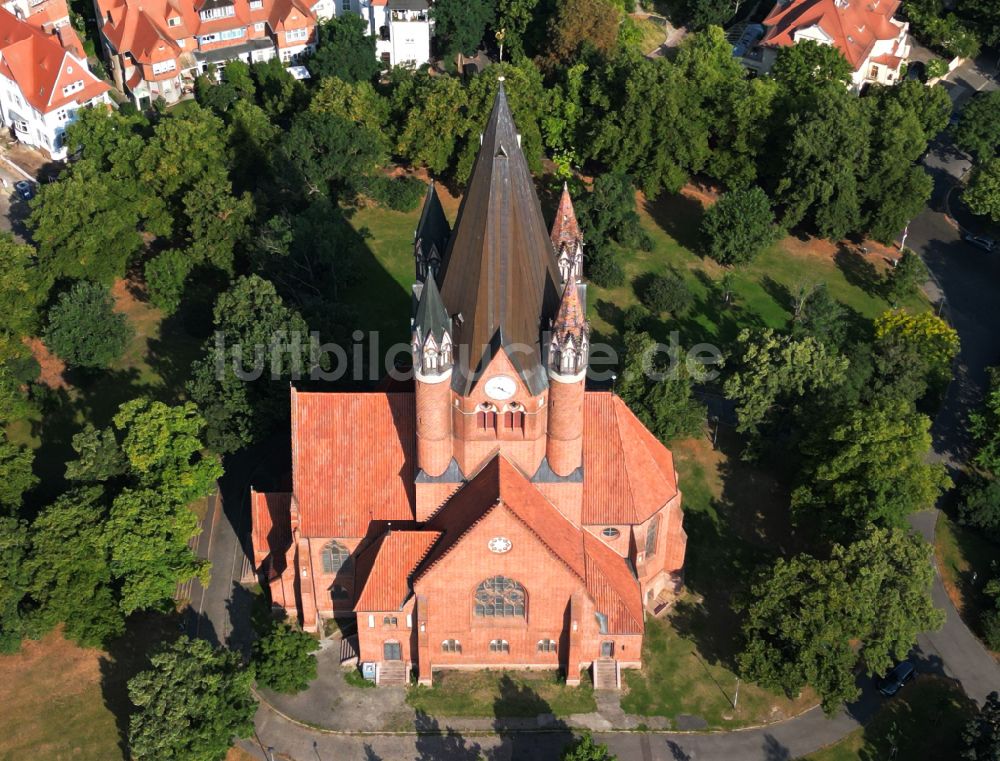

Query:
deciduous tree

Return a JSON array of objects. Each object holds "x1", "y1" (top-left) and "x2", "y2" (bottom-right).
[
  {"x1": 723, "y1": 328, "x2": 849, "y2": 436},
  {"x1": 0, "y1": 434, "x2": 37, "y2": 514},
  {"x1": 965, "y1": 157, "x2": 1000, "y2": 222},
  {"x1": 701, "y1": 187, "x2": 776, "y2": 266},
  {"x1": 252, "y1": 619, "x2": 319, "y2": 693},
  {"x1": 792, "y1": 397, "x2": 950, "y2": 537},
  {"x1": 391, "y1": 70, "x2": 469, "y2": 174},
  {"x1": 24, "y1": 486, "x2": 124, "y2": 646},
  {"x1": 309, "y1": 15, "x2": 380, "y2": 83},
  {"x1": 963, "y1": 690, "x2": 1000, "y2": 760},
  {"x1": 955, "y1": 91, "x2": 1000, "y2": 161},
  {"x1": 432, "y1": 0, "x2": 494, "y2": 63},
  {"x1": 0, "y1": 515, "x2": 28, "y2": 652},
  {"x1": 44, "y1": 281, "x2": 133, "y2": 369},
  {"x1": 548, "y1": 0, "x2": 619, "y2": 63},
  {"x1": 738, "y1": 527, "x2": 943, "y2": 713},
  {"x1": 128, "y1": 636, "x2": 256, "y2": 761}
]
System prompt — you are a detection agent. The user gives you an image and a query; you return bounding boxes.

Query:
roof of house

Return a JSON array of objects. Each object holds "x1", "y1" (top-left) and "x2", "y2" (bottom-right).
[
  {"x1": 439, "y1": 83, "x2": 562, "y2": 397},
  {"x1": 413, "y1": 455, "x2": 642, "y2": 633},
  {"x1": 582, "y1": 393, "x2": 678, "y2": 525},
  {"x1": 287, "y1": 389, "x2": 678, "y2": 537},
  {"x1": 0, "y1": 7, "x2": 109, "y2": 113},
  {"x1": 354, "y1": 530, "x2": 441, "y2": 611},
  {"x1": 96, "y1": 0, "x2": 314, "y2": 65},
  {"x1": 761, "y1": 0, "x2": 903, "y2": 70},
  {"x1": 290, "y1": 388, "x2": 415, "y2": 538}
]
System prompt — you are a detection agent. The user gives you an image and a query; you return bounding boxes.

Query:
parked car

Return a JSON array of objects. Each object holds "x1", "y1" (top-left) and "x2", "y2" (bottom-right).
[
  {"x1": 13, "y1": 180, "x2": 34, "y2": 201},
  {"x1": 963, "y1": 232, "x2": 996, "y2": 252},
  {"x1": 878, "y1": 660, "x2": 916, "y2": 696}
]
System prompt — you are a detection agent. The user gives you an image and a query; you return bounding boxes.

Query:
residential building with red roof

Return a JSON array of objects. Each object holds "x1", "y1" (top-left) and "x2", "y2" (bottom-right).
[
  {"x1": 0, "y1": 5, "x2": 110, "y2": 158},
  {"x1": 251, "y1": 85, "x2": 688, "y2": 689},
  {"x1": 740, "y1": 0, "x2": 910, "y2": 90},
  {"x1": 94, "y1": 0, "x2": 324, "y2": 107}
]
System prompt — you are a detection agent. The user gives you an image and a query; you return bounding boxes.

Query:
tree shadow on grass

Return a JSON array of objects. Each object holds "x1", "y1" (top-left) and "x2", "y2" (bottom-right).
[
  {"x1": 834, "y1": 244, "x2": 884, "y2": 297},
  {"x1": 641, "y1": 192, "x2": 705, "y2": 255},
  {"x1": 98, "y1": 611, "x2": 184, "y2": 760},
  {"x1": 671, "y1": 428, "x2": 793, "y2": 671}
]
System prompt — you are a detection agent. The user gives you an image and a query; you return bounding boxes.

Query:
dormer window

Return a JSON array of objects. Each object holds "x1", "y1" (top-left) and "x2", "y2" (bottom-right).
[
  {"x1": 199, "y1": 3, "x2": 235, "y2": 20},
  {"x1": 61, "y1": 80, "x2": 84, "y2": 97},
  {"x1": 168, "y1": 15, "x2": 181, "y2": 26},
  {"x1": 250, "y1": 0, "x2": 262, "y2": 7}
]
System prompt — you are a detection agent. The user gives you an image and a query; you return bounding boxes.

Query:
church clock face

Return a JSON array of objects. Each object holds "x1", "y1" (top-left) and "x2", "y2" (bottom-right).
[
  {"x1": 488, "y1": 536, "x2": 512, "y2": 554},
  {"x1": 484, "y1": 375, "x2": 517, "y2": 401}
]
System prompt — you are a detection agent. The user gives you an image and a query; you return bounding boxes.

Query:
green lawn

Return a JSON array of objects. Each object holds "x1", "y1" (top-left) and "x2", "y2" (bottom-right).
[
  {"x1": 407, "y1": 669, "x2": 596, "y2": 717},
  {"x1": 585, "y1": 191, "x2": 928, "y2": 351},
  {"x1": 627, "y1": 15, "x2": 666, "y2": 55},
  {"x1": 936, "y1": 512, "x2": 1000, "y2": 656},
  {"x1": 622, "y1": 613, "x2": 816, "y2": 728},
  {"x1": 801, "y1": 676, "x2": 976, "y2": 761}
]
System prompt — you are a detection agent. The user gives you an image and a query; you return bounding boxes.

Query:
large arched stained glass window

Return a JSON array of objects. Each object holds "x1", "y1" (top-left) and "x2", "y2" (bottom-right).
[
  {"x1": 474, "y1": 576, "x2": 525, "y2": 618},
  {"x1": 322, "y1": 540, "x2": 351, "y2": 574}
]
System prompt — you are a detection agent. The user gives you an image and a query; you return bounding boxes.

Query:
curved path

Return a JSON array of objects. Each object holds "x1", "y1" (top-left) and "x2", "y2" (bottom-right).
[{"x1": 229, "y1": 136, "x2": 1000, "y2": 761}]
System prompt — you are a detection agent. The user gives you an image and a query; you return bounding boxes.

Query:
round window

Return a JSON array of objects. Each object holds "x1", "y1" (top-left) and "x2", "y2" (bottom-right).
[{"x1": 602, "y1": 527, "x2": 620, "y2": 539}]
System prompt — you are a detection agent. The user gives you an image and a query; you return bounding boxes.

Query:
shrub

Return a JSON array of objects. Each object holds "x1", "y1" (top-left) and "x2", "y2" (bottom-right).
[
  {"x1": 252, "y1": 619, "x2": 319, "y2": 694},
  {"x1": 145, "y1": 249, "x2": 193, "y2": 315},
  {"x1": 925, "y1": 58, "x2": 949, "y2": 80},
  {"x1": 960, "y1": 478, "x2": 1000, "y2": 542},
  {"x1": 984, "y1": 577, "x2": 1000, "y2": 651},
  {"x1": 586, "y1": 247, "x2": 625, "y2": 288},
  {"x1": 639, "y1": 273, "x2": 693, "y2": 315},
  {"x1": 885, "y1": 250, "x2": 929, "y2": 304},
  {"x1": 701, "y1": 186, "x2": 776, "y2": 266},
  {"x1": 44, "y1": 281, "x2": 133, "y2": 369},
  {"x1": 364, "y1": 175, "x2": 426, "y2": 212}
]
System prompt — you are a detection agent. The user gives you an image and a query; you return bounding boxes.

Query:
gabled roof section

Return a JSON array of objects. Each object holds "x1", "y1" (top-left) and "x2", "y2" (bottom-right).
[
  {"x1": 439, "y1": 82, "x2": 562, "y2": 397},
  {"x1": 417, "y1": 456, "x2": 586, "y2": 580},
  {"x1": 415, "y1": 180, "x2": 450, "y2": 271},
  {"x1": 582, "y1": 393, "x2": 678, "y2": 525},
  {"x1": 291, "y1": 389, "x2": 415, "y2": 537},
  {"x1": 761, "y1": 0, "x2": 903, "y2": 70},
  {"x1": 354, "y1": 530, "x2": 441, "y2": 611},
  {"x1": 0, "y1": 8, "x2": 108, "y2": 113},
  {"x1": 413, "y1": 273, "x2": 450, "y2": 345},
  {"x1": 251, "y1": 490, "x2": 292, "y2": 557},
  {"x1": 583, "y1": 533, "x2": 643, "y2": 634}
]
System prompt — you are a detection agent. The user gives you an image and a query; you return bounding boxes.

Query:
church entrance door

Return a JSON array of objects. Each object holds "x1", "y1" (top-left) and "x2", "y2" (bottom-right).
[
  {"x1": 383, "y1": 641, "x2": 402, "y2": 661},
  {"x1": 600, "y1": 641, "x2": 614, "y2": 658}
]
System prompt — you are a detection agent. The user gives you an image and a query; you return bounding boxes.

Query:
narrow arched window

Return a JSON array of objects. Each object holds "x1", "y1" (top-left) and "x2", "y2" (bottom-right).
[
  {"x1": 474, "y1": 576, "x2": 525, "y2": 618},
  {"x1": 441, "y1": 639, "x2": 461, "y2": 653},
  {"x1": 644, "y1": 514, "x2": 660, "y2": 556},
  {"x1": 322, "y1": 540, "x2": 351, "y2": 573},
  {"x1": 537, "y1": 639, "x2": 557, "y2": 653},
  {"x1": 489, "y1": 639, "x2": 510, "y2": 652}
]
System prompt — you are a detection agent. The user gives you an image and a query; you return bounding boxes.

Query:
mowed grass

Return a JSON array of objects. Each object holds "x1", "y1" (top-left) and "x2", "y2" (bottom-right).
[
  {"x1": 0, "y1": 630, "x2": 122, "y2": 761},
  {"x1": 622, "y1": 614, "x2": 817, "y2": 728},
  {"x1": 407, "y1": 669, "x2": 596, "y2": 717},
  {"x1": 802, "y1": 676, "x2": 976, "y2": 761},
  {"x1": 587, "y1": 190, "x2": 928, "y2": 350},
  {"x1": 935, "y1": 513, "x2": 1000, "y2": 658},
  {"x1": 627, "y1": 15, "x2": 667, "y2": 55}
]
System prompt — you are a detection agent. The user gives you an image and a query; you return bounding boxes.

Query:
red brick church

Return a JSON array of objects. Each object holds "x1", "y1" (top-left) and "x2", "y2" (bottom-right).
[{"x1": 251, "y1": 84, "x2": 687, "y2": 688}]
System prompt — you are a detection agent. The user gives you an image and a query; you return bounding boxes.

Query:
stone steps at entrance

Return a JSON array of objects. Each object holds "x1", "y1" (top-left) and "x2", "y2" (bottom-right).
[
  {"x1": 593, "y1": 658, "x2": 620, "y2": 690},
  {"x1": 378, "y1": 660, "x2": 408, "y2": 686}
]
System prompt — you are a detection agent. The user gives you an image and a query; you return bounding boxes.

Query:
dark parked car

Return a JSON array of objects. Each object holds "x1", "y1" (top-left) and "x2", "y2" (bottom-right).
[
  {"x1": 13, "y1": 180, "x2": 34, "y2": 201},
  {"x1": 906, "y1": 61, "x2": 926, "y2": 81},
  {"x1": 878, "y1": 660, "x2": 916, "y2": 696},
  {"x1": 963, "y1": 232, "x2": 996, "y2": 252}
]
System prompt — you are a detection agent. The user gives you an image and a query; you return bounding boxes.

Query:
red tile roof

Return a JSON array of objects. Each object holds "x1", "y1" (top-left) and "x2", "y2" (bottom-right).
[
  {"x1": 584, "y1": 533, "x2": 643, "y2": 634},
  {"x1": 582, "y1": 393, "x2": 678, "y2": 525},
  {"x1": 761, "y1": 0, "x2": 903, "y2": 71},
  {"x1": 0, "y1": 8, "x2": 109, "y2": 113},
  {"x1": 251, "y1": 490, "x2": 292, "y2": 558},
  {"x1": 354, "y1": 530, "x2": 441, "y2": 612},
  {"x1": 414, "y1": 456, "x2": 641, "y2": 634},
  {"x1": 291, "y1": 389, "x2": 415, "y2": 538}
]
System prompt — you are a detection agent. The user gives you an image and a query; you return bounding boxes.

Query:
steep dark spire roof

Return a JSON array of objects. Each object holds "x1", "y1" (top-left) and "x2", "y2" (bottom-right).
[
  {"x1": 439, "y1": 82, "x2": 562, "y2": 396},
  {"x1": 415, "y1": 181, "x2": 451, "y2": 275},
  {"x1": 413, "y1": 271, "x2": 450, "y2": 344}
]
